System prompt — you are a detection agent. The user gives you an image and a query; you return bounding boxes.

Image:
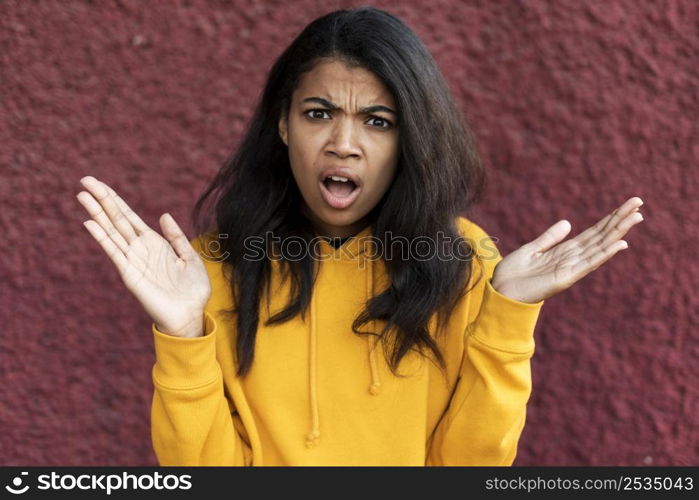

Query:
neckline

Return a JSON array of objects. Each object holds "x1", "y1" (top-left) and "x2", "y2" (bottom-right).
[
  {"x1": 316, "y1": 223, "x2": 375, "y2": 261},
  {"x1": 328, "y1": 235, "x2": 351, "y2": 249}
]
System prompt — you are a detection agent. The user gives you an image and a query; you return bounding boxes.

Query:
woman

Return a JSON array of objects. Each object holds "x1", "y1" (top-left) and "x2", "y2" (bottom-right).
[{"x1": 76, "y1": 7, "x2": 643, "y2": 466}]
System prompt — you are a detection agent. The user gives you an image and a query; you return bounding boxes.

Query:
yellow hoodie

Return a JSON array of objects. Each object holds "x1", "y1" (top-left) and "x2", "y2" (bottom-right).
[{"x1": 150, "y1": 216, "x2": 545, "y2": 466}]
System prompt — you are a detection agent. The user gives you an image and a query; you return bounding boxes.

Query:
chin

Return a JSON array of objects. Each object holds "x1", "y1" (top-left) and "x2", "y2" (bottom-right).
[
  {"x1": 317, "y1": 208, "x2": 361, "y2": 227},
  {"x1": 307, "y1": 201, "x2": 364, "y2": 227}
]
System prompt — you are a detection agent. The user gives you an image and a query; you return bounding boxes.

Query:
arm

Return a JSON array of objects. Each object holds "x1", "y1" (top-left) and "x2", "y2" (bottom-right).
[
  {"x1": 75, "y1": 179, "x2": 250, "y2": 465},
  {"x1": 426, "y1": 224, "x2": 544, "y2": 466},
  {"x1": 150, "y1": 233, "x2": 250, "y2": 466},
  {"x1": 427, "y1": 195, "x2": 643, "y2": 465},
  {"x1": 150, "y1": 310, "x2": 250, "y2": 465}
]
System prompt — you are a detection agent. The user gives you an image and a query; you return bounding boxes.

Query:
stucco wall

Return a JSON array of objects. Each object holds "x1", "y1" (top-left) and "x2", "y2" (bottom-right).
[{"x1": 1, "y1": 0, "x2": 697, "y2": 465}]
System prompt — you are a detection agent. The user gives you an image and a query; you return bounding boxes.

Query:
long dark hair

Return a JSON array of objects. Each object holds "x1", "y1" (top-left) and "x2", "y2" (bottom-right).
[{"x1": 192, "y1": 6, "x2": 486, "y2": 378}]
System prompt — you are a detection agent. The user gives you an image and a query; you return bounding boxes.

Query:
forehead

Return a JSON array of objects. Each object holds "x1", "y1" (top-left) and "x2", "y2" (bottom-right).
[{"x1": 294, "y1": 60, "x2": 394, "y2": 105}]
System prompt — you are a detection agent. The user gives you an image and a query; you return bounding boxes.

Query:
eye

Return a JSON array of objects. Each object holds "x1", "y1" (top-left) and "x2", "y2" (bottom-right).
[
  {"x1": 367, "y1": 116, "x2": 393, "y2": 129},
  {"x1": 304, "y1": 109, "x2": 332, "y2": 120},
  {"x1": 303, "y1": 109, "x2": 394, "y2": 130},
  {"x1": 304, "y1": 109, "x2": 328, "y2": 120}
]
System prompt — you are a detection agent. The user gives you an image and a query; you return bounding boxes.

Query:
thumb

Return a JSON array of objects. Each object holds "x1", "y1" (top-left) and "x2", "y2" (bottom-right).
[
  {"x1": 160, "y1": 213, "x2": 195, "y2": 261},
  {"x1": 528, "y1": 219, "x2": 572, "y2": 253}
]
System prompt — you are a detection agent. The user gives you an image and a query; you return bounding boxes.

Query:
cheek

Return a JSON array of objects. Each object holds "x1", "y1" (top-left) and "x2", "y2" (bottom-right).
[
  {"x1": 367, "y1": 162, "x2": 398, "y2": 199},
  {"x1": 287, "y1": 142, "x2": 314, "y2": 180},
  {"x1": 372, "y1": 142, "x2": 399, "y2": 189},
  {"x1": 288, "y1": 123, "x2": 323, "y2": 176}
]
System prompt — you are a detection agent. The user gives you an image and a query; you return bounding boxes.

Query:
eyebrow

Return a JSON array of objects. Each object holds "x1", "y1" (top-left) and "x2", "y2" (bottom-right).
[{"x1": 302, "y1": 97, "x2": 397, "y2": 117}]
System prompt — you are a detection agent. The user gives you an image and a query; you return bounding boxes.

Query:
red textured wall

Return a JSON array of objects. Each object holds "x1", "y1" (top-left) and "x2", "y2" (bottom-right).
[{"x1": 1, "y1": 0, "x2": 697, "y2": 466}]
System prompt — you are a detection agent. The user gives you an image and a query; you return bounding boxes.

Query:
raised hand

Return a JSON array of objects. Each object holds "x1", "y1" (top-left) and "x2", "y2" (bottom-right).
[
  {"x1": 490, "y1": 196, "x2": 644, "y2": 304},
  {"x1": 76, "y1": 176, "x2": 212, "y2": 337}
]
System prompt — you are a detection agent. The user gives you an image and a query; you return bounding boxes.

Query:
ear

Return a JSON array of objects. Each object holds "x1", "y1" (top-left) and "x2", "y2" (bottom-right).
[{"x1": 278, "y1": 113, "x2": 288, "y2": 146}]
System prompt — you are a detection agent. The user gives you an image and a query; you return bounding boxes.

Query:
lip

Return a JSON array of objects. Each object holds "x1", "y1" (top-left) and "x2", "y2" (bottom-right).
[
  {"x1": 318, "y1": 167, "x2": 362, "y2": 210},
  {"x1": 317, "y1": 166, "x2": 363, "y2": 188}
]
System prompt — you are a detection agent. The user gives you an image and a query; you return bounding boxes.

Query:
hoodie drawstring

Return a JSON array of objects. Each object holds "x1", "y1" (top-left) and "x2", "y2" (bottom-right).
[
  {"x1": 306, "y1": 285, "x2": 321, "y2": 449},
  {"x1": 366, "y1": 253, "x2": 382, "y2": 396},
  {"x1": 305, "y1": 239, "x2": 381, "y2": 449}
]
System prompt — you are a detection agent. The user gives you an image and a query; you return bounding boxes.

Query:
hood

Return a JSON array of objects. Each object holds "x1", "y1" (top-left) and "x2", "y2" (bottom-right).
[{"x1": 304, "y1": 224, "x2": 382, "y2": 449}]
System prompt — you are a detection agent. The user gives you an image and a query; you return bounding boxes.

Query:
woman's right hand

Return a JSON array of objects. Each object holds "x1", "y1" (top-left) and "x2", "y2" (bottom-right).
[{"x1": 76, "y1": 176, "x2": 212, "y2": 338}]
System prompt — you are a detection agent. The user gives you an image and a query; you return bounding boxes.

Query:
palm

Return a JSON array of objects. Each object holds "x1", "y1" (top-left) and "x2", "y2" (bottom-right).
[
  {"x1": 120, "y1": 229, "x2": 211, "y2": 334},
  {"x1": 491, "y1": 196, "x2": 645, "y2": 304},
  {"x1": 77, "y1": 176, "x2": 211, "y2": 336}
]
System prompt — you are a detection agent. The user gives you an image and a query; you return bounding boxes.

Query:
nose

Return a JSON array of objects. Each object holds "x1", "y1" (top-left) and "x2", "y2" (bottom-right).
[{"x1": 327, "y1": 116, "x2": 361, "y2": 158}]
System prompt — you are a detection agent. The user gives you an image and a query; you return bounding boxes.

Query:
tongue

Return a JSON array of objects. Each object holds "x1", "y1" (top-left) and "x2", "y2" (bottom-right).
[{"x1": 325, "y1": 179, "x2": 355, "y2": 197}]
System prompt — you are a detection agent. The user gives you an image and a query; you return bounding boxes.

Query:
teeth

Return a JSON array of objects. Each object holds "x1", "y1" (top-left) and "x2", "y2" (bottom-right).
[{"x1": 329, "y1": 175, "x2": 349, "y2": 182}]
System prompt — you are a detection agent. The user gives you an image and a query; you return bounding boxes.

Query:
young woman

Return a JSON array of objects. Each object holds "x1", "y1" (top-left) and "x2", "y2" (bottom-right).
[{"x1": 76, "y1": 7, "x2": 644, "y2": 466}]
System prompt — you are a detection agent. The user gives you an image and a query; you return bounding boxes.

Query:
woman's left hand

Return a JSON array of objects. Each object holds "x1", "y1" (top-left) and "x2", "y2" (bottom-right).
[{"x1": 490, "y1": 196, "x2": 645, "y2": 304}]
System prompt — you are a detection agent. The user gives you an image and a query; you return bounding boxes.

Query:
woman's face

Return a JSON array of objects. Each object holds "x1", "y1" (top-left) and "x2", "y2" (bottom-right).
[{"x1": 278, "y1": 59, "x2": 400, "y2": 239}]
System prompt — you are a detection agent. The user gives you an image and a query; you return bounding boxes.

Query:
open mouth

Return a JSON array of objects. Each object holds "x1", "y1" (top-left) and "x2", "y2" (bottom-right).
[
  {"x1": 323, "y1": 175, "x2": 357, "y2": 197},
  {"x1": 319, "y1": 175, "x2": 361, "y2": 209}
]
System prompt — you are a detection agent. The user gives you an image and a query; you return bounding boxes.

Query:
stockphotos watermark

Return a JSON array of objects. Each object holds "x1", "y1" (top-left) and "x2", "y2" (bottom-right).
[
  {"x1": 197, "y1": 231, "x2": 500, "y2": 266},
  {"x1": 4, "y1": 470, "x2": 192, "y2": 495}
]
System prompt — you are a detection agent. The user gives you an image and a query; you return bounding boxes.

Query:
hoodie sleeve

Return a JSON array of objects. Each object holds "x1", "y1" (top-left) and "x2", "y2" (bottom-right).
[
  {"x1": 426, "y1": 220, "x2": 544, "y2": 466},
  {"x1": 149, "y1": 234, "x2": 250, "y2": 466}
]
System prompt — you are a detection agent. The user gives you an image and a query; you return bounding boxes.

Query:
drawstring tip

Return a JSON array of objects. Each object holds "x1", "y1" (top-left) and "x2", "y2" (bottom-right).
[
  {"x1": 305, "y1": 430, "x2": 320, "y2": 448},
  {"x1": 369, "y1": 382, "x2": 381, "y2": 395}
]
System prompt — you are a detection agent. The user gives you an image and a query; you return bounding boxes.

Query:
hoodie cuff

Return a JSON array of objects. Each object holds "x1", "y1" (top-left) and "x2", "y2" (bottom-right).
[
  {"x1": 152, "y1": 310, "x2": 220, "y2": 389},
  {"x1": 469, "y1": 278, "x2": 544, "y2": 354}
]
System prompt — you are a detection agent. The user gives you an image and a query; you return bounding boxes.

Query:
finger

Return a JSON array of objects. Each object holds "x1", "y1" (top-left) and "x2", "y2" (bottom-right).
[
  {"x1": 527, "y1": 219, "x2": 572, "y2": 253},
  {"x1": 570, "y1": 239, "x2": 629, "y2": 279},
  {"x1": 76, "y1": 189, "x2": 131, "y2": 256},
  {"x1": 82, "y1": 219, "x2": 129, "y2": 275},
  {"x1": 159, "y1": 213, "x2": 197, "y2": 262},
  {"x1": 101, "y1": 183, "x2": 151, "y2": 235},
  {"x1": 580, "y1": 210, "x2": 643, "y2": 261},
  {"x1": 79, "y1": 176, "x2": 139, "y2": 245},
  {"x1": 575, "y1": 196, "x2": 643, "y2": 249}
]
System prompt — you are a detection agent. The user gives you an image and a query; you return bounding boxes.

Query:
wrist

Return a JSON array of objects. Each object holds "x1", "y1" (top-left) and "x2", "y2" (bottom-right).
[
  {"x1": 490, "y1": 276, "x2": 521, "y2": 300},
  {"x1": 490, "y1": 278, "x2": 544, "y2": 305},
  {"x1": 157, "y1": 311, "x2": 205, "y2": 338}
]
